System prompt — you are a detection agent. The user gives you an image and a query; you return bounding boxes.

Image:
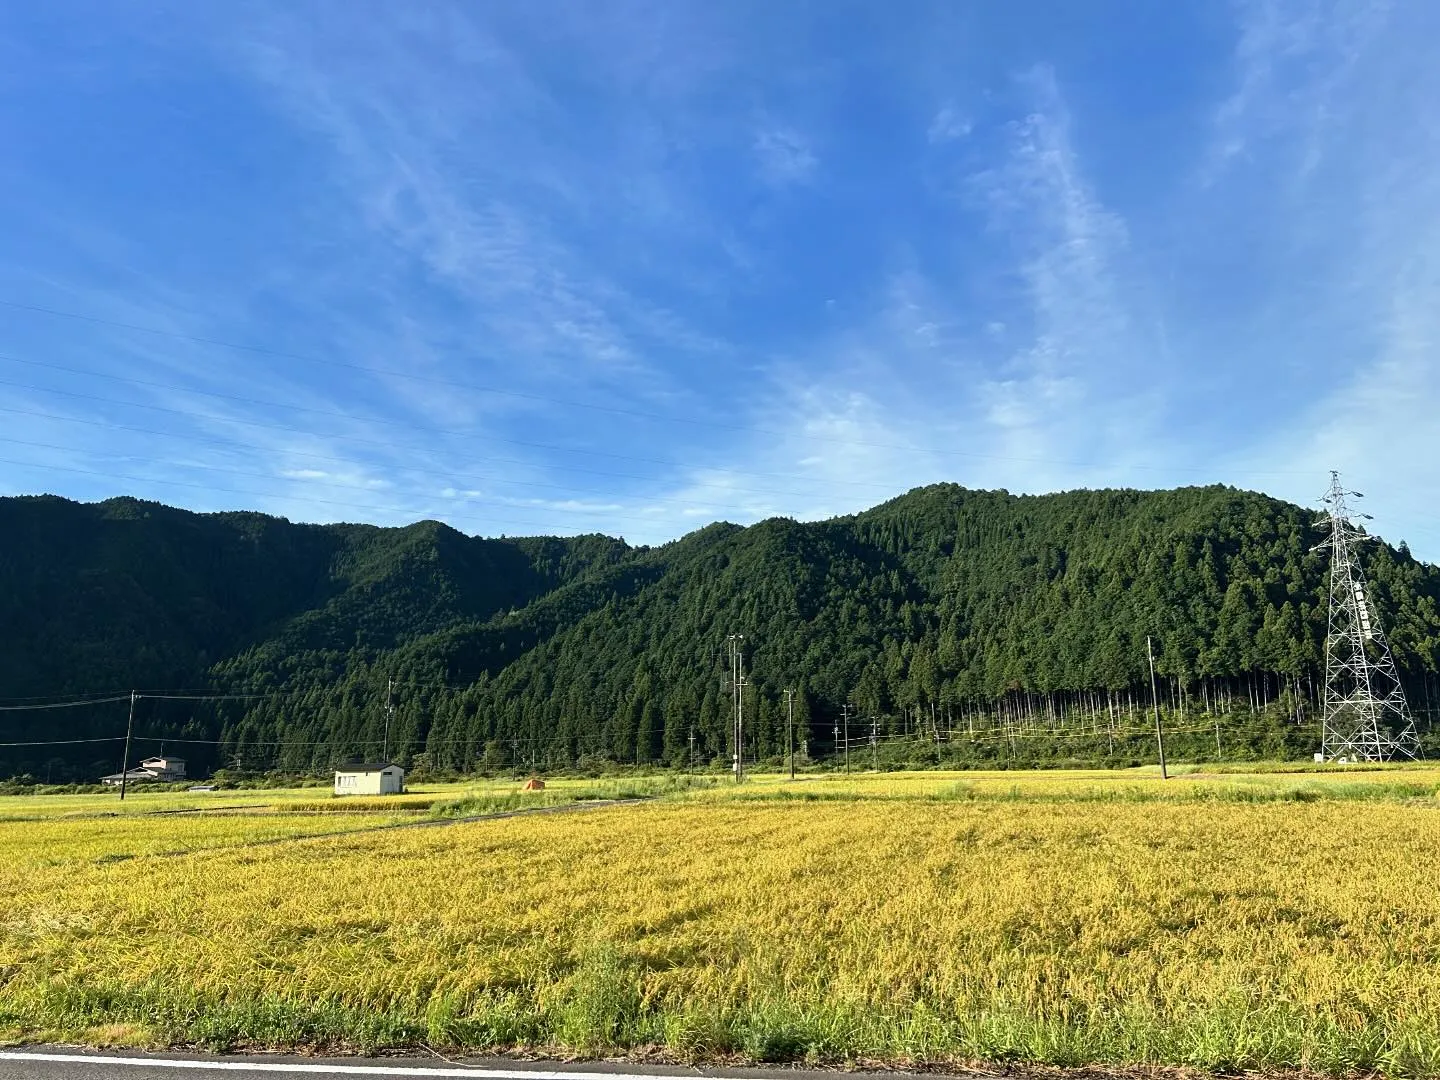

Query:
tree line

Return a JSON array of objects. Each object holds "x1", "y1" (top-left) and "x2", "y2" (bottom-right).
[{"x1": 4, "y1": 484, "x2": 1440, "y2": 781}]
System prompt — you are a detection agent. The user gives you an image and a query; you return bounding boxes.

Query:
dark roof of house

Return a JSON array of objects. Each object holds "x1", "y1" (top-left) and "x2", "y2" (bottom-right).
[{"x1": 335, "y1": 762, "x2": 401, "y2": 773}]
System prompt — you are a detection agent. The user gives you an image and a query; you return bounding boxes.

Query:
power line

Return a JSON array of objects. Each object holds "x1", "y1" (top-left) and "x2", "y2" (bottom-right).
[
  {"x1": 139, "y1": 692, "x2": 315, "y2": 702},
  {"x1": 0, "y1": 695, "x2": 130, "y2": 711},
  {"x1": 0, "y1": 690, "x2": 134, "y2": 702},
  {"x1": 160, "y1": 722, "x2": 1243, "y2": 751}
]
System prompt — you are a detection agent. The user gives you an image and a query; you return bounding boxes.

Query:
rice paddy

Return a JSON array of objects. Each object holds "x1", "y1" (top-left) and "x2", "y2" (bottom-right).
[{"x1": 4, "y1": 766, "x2": 1440, "y2": 1075}]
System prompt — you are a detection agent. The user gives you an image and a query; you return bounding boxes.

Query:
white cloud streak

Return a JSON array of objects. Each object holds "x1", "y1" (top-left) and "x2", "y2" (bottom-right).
[{"x1": 753, "y1": 127, "x2": 818, "y2": 186}]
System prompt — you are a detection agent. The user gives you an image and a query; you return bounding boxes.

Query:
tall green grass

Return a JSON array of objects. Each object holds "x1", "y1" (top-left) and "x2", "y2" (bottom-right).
[{"x1": 7, "y1": 974, "x2": 1440, "y2": 1075}]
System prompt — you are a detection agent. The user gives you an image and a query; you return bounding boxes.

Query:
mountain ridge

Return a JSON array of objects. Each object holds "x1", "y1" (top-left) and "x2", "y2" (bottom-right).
[{"x1": 3, "y1": 484, "x2": 1439, "y2": 779}]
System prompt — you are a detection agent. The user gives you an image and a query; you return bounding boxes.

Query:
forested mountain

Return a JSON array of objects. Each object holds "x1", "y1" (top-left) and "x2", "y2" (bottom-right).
[{"x1": 4, "y1": 485, "x2": 1440, "y2": 781}]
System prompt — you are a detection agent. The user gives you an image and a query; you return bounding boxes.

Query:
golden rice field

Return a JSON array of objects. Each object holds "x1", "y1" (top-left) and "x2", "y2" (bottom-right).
[
  {"x1": 5, "y1": 767, "x2": 1440, "y2": 1075},
  {"x1": 0, "y1": 783, "x2": 471, "y2": 820}
]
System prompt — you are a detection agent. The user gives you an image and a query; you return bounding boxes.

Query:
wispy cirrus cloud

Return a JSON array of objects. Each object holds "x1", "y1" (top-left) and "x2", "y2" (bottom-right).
[
  {"x1": 927, "y1": 104, "x2": 973, "y2": 144},
  {"x1": 1203, "y1": 0, "x2": 1391, "y2": 186},
  {"x1": 5, "y1": 0, "x2": 1440, "y2": 558},
  {"x1": 649, "y1": 66, "x2": 1166, "y2": 522},
  {"x1": 1206, "y1": 0, "x2": 1440, "y2": 547},
  {"x1": 753, "y1": 126, "x2": 817, "y2": 186}
]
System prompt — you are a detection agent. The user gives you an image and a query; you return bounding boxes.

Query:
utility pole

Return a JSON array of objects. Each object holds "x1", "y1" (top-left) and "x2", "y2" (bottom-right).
[
  {"x1": 841, "y1": 704, "x2": 853, "y2": 773},
  {"x1": 783, "y1": 689, "x2": 796, "y2": 780},
  {"x1": 1214, "y1": 717, "x2": 1222, "y2": 762},
  {"x1": 1147, "y1": 636, "x2": 1168, "y2": 780},
  {"x1": 688, "y1": 728, "x2": 695, "y2": 768},
  {"x1": 383, "y1": 677, "x2": 396, "y2": 762},
  {"x1": 870, "y1": 715, "x2": 879, "y2": 771},
  {"x1": 1316, "y1": 472, "x2": 1419, "y2": 761},
  {"x1": 726, "y1": 635, "x2": 747, "y2": 782},
  {"x1": 118, "y1": 690, "x2": 137, "y2": 801}
]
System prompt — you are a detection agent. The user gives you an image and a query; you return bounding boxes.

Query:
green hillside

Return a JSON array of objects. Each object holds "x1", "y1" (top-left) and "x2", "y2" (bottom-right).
[{"x1": 3, "y1": 485, "x2": 1439, "y2": 781}]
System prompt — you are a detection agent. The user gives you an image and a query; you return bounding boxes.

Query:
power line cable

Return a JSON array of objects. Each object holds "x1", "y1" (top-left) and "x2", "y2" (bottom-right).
[
  {"x1": 140, "y1": 692, "x2": 333, "y2": 702},
  {"x1": 0, "y1": 695, "x2": 130, "y2": 712},
  {"x1": 0, "y1": 690, "x2": 134, "y2": 703}
]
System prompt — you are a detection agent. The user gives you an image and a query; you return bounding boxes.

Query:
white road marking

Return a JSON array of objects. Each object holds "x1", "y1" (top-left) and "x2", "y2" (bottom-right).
[{"x1": 0, "y1": 1051, "x2": 688, "y2": 1079}]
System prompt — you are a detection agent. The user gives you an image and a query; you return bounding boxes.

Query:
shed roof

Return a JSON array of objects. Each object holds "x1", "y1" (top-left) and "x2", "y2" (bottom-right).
[{"x1": 335, "y1": 762, "x2": 402, "y2": 773}]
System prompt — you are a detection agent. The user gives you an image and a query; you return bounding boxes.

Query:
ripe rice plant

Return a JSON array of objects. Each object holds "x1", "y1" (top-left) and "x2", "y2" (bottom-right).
[
  {"x1": 0, "y1": 812, "x2": 416, "y2": 882},
  {"x1": 4, "y1": 771, "x2": 1440, "y2": 1074}
]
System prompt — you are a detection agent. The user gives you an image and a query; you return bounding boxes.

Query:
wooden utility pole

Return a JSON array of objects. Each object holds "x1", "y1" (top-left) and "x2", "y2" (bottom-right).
[
  {"x1": 118, "y1": 690, "x2": 136, "y2": 801},
  {"x1": 1147, "y1": 635, "x2": 1168, "y2": 780},
  {"x1": 383, "y1": 677, "x2": 395, "y2": 762},
  {"x1": 783, "y1": 688, "x2": 796, "y2": 780},
  {"x1": 727, "y1": 635, "x2": 746, "y2": 782}
]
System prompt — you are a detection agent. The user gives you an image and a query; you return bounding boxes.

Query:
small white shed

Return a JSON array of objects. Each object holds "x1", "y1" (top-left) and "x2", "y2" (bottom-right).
[{"x1": 334, "y1": 762, "x2": 405, "y2": 796}]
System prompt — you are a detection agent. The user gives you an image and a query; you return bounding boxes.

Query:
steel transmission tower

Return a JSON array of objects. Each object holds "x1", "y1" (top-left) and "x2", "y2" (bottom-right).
[{"x1": 1316, "y1": 472, "x2": 1419, "y2": 761}]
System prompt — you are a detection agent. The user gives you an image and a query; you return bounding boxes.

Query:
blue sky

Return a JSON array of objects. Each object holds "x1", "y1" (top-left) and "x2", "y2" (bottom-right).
[{"x1": 2, "y1": 1, "x2": 1438, "y2": 557}]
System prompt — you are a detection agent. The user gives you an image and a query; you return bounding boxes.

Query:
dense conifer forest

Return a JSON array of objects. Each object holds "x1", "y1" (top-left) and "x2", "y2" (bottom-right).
[{"x1": 4, "y1": 484, "x2": 1440, "y2": 782}]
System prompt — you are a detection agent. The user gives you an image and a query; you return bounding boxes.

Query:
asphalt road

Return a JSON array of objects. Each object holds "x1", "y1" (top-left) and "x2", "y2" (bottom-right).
[{"x1": 0, "y1": 1049, "x2": 986, "y2": 1080}]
